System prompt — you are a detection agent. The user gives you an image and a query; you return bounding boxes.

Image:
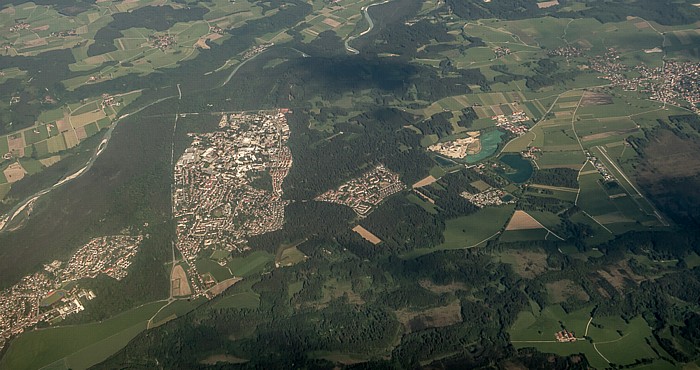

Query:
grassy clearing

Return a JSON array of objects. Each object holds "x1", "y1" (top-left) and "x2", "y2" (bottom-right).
[
  {"x1": 500, "y1": 228, "x2": 550, "y2": 242},
  {"x1": 196, "y1": 258, "x2": 233, "y2": 282},
  {"x1": 212, "y1": 291, "x2": 261, "y2": 310},
  {"x1": 227, "y1": 251, "x2": 273, "y2": 277},
  {"x1": 495, "y1": 248, "x2": 549, "y2": 279},
  {"x1": 150, "y1": 297, "x2": 207, "y2": 327},
  {"x1": 404, "y1": 205, "x2": 514, "y2": 258},
  {"x1": 277, "y1": 245, "x2": 307, "y2": 267},
  {"x1": 406, "y1": 193, "x2": 438, "y2": 214}
]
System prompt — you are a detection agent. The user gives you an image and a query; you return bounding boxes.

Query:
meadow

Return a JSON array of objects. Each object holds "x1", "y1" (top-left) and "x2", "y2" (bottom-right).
[
  {"x1": 509, "y1": 304, "x2": 672, "y2": 369},
  {"x1": 403, "y1": 204, "x2": 514, "y2": 258},
  {"x1": 0, "y1": 301, "x2": 165, "y2": 370}
]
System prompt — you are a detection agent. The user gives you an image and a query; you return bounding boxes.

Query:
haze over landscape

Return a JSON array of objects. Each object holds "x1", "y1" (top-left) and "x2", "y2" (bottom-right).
[{"x1": 0, "y1": 0, "x2": 699, "y2": 368}]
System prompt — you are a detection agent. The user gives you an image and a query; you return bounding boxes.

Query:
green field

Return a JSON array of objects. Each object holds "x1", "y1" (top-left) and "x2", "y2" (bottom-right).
[
  {"x1": 499, "y1": 228, "x2": 550, "y2": 242},
  {"x1": 404, "y1": 205, "x2": 514, "y2": 258},
  {"x1": 278, "y1": 246, "x2": 307, "y2": 266},
  {"x1": 150, "y1": 297, "x2": 207, "y2": 327},
  {"x1": 212, "y1": 291, "x2": 261, "y2": 310},
  {"x1": 195, "y1": 258, "x2": 233, "y2": 282},
  {"x1": 227, "y1": 251, "x2": 273, "y2": 277},
  {"x1": 509, "y1": 301, "x2": 673, "y2": 369},
  {"x1": 0, "y1": 301, "x2": 165, "y2": 370}
]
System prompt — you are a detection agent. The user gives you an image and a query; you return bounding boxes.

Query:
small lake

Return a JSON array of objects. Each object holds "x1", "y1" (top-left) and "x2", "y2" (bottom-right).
[
  {"x1": 466, "y1": 130, "x2": 503, "y2": 163},
  {"x1": 498, "y1": 154, "x2": 533, "y2": 183}
]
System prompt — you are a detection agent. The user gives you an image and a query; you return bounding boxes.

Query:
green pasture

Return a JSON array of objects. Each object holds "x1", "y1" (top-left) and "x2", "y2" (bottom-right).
[
  {"x1": 227, "y1": 251, "x2": 273, "y2": 277},
  {"x1": 0, "y1": 301, "x2": 165, "y2": 370},
  {"x1": 535, "y1": 150, "x2": 585, "y2": 168},
  {"x1": 500, "y1": 228, "x2": 550, "y2": 242},
  {"x1": 212, "y1": 291, "x2": 261, "y2": 310},
  {"x1": 150, "y1": 297, "x2": 207, "y2": 327},
  {"x1": 404, "y1": 205, "x2": 514, "y2": 258}
]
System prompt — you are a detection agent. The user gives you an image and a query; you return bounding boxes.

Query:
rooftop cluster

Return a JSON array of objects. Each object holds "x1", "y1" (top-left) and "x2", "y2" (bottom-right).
[
  {"x1": 0, "y1": 235, "x2": 141, "y2": 349},
  {"x1": 316, "y1": 165, "x2": 405, "y2": 216},
  {"x1": 173, "y1": 110, "x2": 292, "y2": 294}
]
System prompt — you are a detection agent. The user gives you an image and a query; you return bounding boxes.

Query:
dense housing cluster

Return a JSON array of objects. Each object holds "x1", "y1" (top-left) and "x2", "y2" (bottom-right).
[
  {"x1": 461, "y1": 189, "x2": 514, "y2": 208},
  {"x1": 492, "y1": 111, "x2": 530, "y2": 135},
  {"x1": 590, "y1": 49, "x2": 700, "y2": 113},
  {"x1": 0, "y1": 235, "x2": 141, "y2": 350},
  {"x1": 315, "y1": 165, "x2": 405, "y2": 216},
  {"x1": 173, "y1": 110, "x2": 292, "y2": 280}
]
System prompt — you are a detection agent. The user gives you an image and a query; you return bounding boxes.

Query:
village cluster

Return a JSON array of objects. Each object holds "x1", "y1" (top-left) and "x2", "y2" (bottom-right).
[
  {"x1": 9, "y1": 22, "x2": 29, "y2": 32},
  {"x1": 548, "y1": 45, "x2": 584, "y2": 58},
  {"x1": 0, "y1": 235, "x2": 142, "y2": 350},
  {"x1": 492, "y1": 111, "x2": 530, "y2": 135},
  {"x1": 589, "y1": 48, "x2": 700, "y2": 113},
  {"x1": 100, "y1": 94, "x2": 121, "y2": 109},
  {"x1": 315, "y1": 164, "x2": 405, "y2": 216},
  {"x1": 173, "y1": 110, "x2": 292, "y2": 294},
  {"x1": 427, "y1": 134, "x2": 479, "y2": 159},
  {"x1": 461, "y1": 188, "x2": 514, "y2": 208},
  {"x1": 493, "y1": 46, "x2": 511, "y2": 59},
  {"x1": 149, "y1": 34, "x2": 176, "y2": 50},
  {"x1": 555, "y1": 329, "x2": 578, "y2": 343},
  {"x1": 242, "y1": 43, "x2": 273, "y2": 59},
  {"x1": 520, "y1": 146, "x2": 542, "y2": 160}
]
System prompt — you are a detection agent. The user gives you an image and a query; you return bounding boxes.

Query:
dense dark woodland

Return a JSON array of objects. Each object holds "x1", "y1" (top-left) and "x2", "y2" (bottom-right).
[{"x1": 0, "y1": 0, "x2": 699, "y2": 368}]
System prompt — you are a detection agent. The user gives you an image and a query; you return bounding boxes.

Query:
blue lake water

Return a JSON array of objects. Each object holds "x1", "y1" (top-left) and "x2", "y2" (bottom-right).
[
  {"x1": 466, "y1": 130, "x2": 504, "y2": 163},
  {"x1": 498, "y1": 154, "x2": 533, "y2": 183}
]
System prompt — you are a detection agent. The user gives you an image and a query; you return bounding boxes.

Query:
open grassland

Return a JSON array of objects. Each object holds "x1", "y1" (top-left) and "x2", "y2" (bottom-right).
[
  {"x1": 495, "y1": 248, "x2": 549, "y2": 279},
  {"x1": 509, "y1": 303, "x2": 669, "y2": 369},
  {"x1": 212, "y1": 291, "x2": 261, "y2": 310},
  {"x1": 0, "y1": 301, "x2": 165, "y2": 370},
  {"x1": 150, "y1": 297, "x2": 207, "y2": 328},
  {"x1": 499, "y1": 228, "x2": 550, "y2": 242},
  {"x1": 276, "y1": 244, "x2": 308, "y2": 266},
  {"x1": 404, "y1": 205, "x2": 514, "y2": 258},
  {"x1": 395, "y1": 299, "x2": 462, "y2": 333},
  {"x1": 227, "y1": 251, "x2": 273, "y2": 277}
]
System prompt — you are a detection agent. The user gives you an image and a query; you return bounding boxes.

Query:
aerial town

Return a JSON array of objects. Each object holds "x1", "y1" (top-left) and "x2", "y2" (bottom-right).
[
  {"x1": 0, "y1": 235, "x2": 142, "y2": 350},
  {"x1": 9, "y1": 22, "x2": 29, "y2": 32},
  {"x1": 242, "y1": 43, "x2": 273, "y2": 59},
  {"x1": 172, "y1": 110, "x2": 293, "y2": 294},
  {"x1": 548, "y1": 45, "x2": 585, "y2": 59},
  {"x1": 149, "y1": 34, "x2": 176, "y2": 50},
  {"x1": 492, "y1": 111, "x2": 530, "y2": 136},
  {"x1": 588, "y1": 48, "x2": 700, "y2": 113},
  {"x1": 315, "y1": 164, "x2": 405, "y2": 216},
  {"x1": 427, "y1": 133, "x2": 480, "y2": 159}
]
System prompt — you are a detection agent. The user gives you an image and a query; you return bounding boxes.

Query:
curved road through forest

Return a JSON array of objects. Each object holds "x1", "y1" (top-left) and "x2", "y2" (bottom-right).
[
  {"x1": 344, "y1": 0, "x2": 394, "y2": 54},
  {"x1": 0, "y1": 95, "x2": 177, "y2": 232}
]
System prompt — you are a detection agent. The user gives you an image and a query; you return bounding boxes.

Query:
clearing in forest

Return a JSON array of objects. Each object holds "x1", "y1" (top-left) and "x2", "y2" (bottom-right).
[
  {"x1": 352, "y1": 225, "x2": 382, "y2": 245},
  {"x1": 506, "y1": 210, "x2": 545, "y2": 230}
]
